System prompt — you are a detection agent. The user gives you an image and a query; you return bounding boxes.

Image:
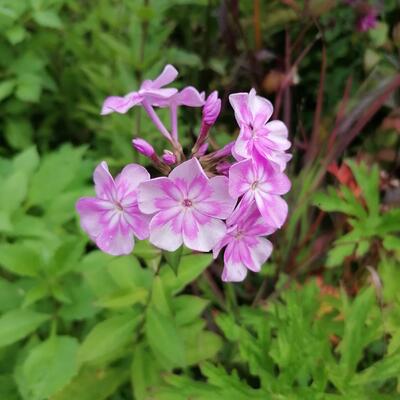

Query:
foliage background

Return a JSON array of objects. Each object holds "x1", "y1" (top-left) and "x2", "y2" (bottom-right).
[{"x1": 0, "y1": 0, "x2": 399, "y2": 399}]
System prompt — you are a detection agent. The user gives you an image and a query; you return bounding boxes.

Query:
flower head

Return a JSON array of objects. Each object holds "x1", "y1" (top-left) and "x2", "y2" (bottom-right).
[
  {"x1": 76, "y1": 162, "x2": 151, "y2": 255},
  {"x1": 101, "y1": 64, "x2": 179, "y2": 115},
  {"x1": 138, "y1": 158, "x2": 236, "y2": 252},
  {"x1": 132, "y1": 138, "x2": 155, "y2": 158},
  {"x1": 229, "y1": 89, "x2": 291, "y2": 171},
  {"x1": 229, "y1": 158, "x2": 291, "y2": 228},
  {"x1": 213, "y1": 205, "x2": 275, "y2": 282}
]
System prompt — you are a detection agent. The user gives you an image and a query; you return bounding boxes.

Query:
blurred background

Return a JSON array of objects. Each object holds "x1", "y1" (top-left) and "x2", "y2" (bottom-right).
[{"x1": 0, "y1": 1, "x2": 400, "y2": 399}]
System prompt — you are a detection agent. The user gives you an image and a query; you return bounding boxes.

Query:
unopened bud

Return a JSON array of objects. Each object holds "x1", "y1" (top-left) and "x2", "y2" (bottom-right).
[
  {"x1": 196, "y1": 142, "x2": 208, "y2": 157},
  {"x1": 132, "y1": 138, "x2": 155, "y2": 157},
  {"x1": 215, "y1": 161, "x2": 231, "y2": 176},
  {"x1": 162, "y1": 150, "x2": 176, "y2": 165},
  {"x1": 202, "y1": 91, "x2": 221, "y2": 126}
]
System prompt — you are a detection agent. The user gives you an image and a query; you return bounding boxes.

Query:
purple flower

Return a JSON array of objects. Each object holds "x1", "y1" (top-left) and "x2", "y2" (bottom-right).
[
  {"x1": 154, "y1": 86, "x2": 205, "y2": 141},
  {"x1": 137, "y1": 158, "x2": 236, "y2": 252},
  {"x1": 162, "y1": 150, "x2": 176, "y2": 165},
  {"x1": 229, "y1": 89, "x2": 291, "y2": 171},
  {"x1": 76, "y1": 162, "x2": 151, "y2": 255},
  {"x1": 132, "y1": 138, "x2": 155, "y2": 158},
  {"x1": 213, "y1": 205, "x2": 275, "y2": 282},
  {"x1": 357, "y1": 9, "x2": 378, "y2": 32},
  {"x1": 101, "y1": 64, "x2": 179, "y2": 115},
  {"x1": 202, "y1": 91, "x2": 221, "y2": 126},
  {"x1": 229, "y1": 158, "x2": 291, "y2": 228}
]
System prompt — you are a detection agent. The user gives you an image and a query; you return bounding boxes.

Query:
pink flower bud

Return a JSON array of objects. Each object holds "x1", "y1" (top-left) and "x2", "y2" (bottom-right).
[
  {"x1": 162, "y1": 150, "x2": 176, "y2": 165},
  {"x1": 196, "y1": 142, "x2": 209, "y2": 156},
  {"x1": 132, "y1": 138, "x2": 155, "y2": 157},
  {"x1": 216, "y1": 161, "x2": 231, "y2": 176},
  {"x1": 202, "y1": 91, "x2": 221, "y2": 126}
]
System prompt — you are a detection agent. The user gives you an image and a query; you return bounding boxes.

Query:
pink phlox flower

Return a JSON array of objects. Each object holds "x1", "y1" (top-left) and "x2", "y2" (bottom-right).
[
  {"x1": 229, "y1": 88, "x2": 291, "y2": 171},
  {"x1": 137, "y1": 157, "x2": 236, "y2": 252},
  {"x1": 213, "y1": 204, "x2": 275, "y2": 282},
  {"x1": 154, "y1": 86, "x2": 205, "y2": 141},
  {"x1": 76, "y1": 162, "x2": 151, "y2": 255},
  {"x1": 154, "y1": 86, "x2": 205, "y2": 108},
  {"x1": 101, "y1": 64, "x2": 179, "y2": 115},
  {"x1": 357, "y1": 9, "x2": 378, "y2": 32},
  {"x1": 229, "y1": 158, "x2": 291, "y2": 229}
]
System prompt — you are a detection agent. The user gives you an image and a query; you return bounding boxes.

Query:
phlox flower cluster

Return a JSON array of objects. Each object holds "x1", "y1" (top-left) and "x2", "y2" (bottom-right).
[{"x1": 76, "y1": 65, "x2": 292, "y2": 282}]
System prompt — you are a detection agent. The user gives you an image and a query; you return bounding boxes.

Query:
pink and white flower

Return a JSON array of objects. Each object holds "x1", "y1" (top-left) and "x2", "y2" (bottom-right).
[
  {"x1": 101, "y1": 64, "x2": 179, "y2": 115},
  {"x1": 229, "y1": 158, "x2": 291, "y2": 228},
  {"x1": 137, "y1": 158, "x2": 236, "y2": 252},
  {"x1": 213, "y1": 205, "x2": 275, "y2": 282},
  {"x1": 76, "y1": 162, "x2": 150, "y2": 255},
  {"x1": 229, "y1": 89, "x2": 291, "y2": 171}
]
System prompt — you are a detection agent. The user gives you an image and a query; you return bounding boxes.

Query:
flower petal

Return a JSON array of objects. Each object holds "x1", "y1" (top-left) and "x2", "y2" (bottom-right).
[
  {"x1": 169, "y1": 158, "x2": 208, "y2": 196},
  {"x1": 248, "y1": 88, "x2": 273, "y2": 127},
  {"x1": 123, "y1": 204, "x2": 151, "y2": 240},
  {"x1": 95, "y1": 222, "x2": 135, "y2": 256},
  {"x1": 243, "y1": 236, "x2": 273, "y2": 272},
  {"x1": 138, "y1": 178, "x2": 181, "y2": 214},
  {"x1": 182, "y1": 210, "x2": 226, "y2": 252},
  {"x1": 76, "y1": 197, "x2": 114, "y2": 239},
  {"x1": 229, "y1": 92, "x2": 252, "y2": 126},
  {"x1": 264, "y1": 120, "x2": 291, "y2": 150},
  {"x1": 233, "y1": 127, "x2": 253, "y2": 159},
  {"x1": 264, "y1": 171, "x2": 291, "y2": 196},
  {"x1": 101, "y1": 93, "x2": 142, "y2": 115},
  {"x1": 115, "y1": 163, "x2": 150, "y2": 204},
  {"x1": 222, "y1": 243, "x2": 248, "y2": 282},
  {"x1": 228, "y1": 159, "x2": 253, "y2": 199},
  {"x1": 196, "y1": 176, "x2": 236, "y2": 219},
  {"x1": 149, "y1": 208, "x2": 184, "y2": 251},
  {"x1": 93, "y1": 162, "x2": 116, "y2": 200},
  {"x1": 175, "y1": 86, "x2": 205, "y2": 107},
  {"x1": 150, "y1": 64, "x2": 178, "y2": 88},
  {"x1": 255, "y1": 192, "x2": 288, "y2": 228}
]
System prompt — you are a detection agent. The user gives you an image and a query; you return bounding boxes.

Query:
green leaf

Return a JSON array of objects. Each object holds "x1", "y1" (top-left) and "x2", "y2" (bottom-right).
[
  {"x1": 0, "y1": 309, "x2": 49, "y2": 347},
  {"x1": 32, "y1": 10, "x2": 63, "y2": 29},
  {"x1": 131, "y1": 343, "x2": 161, "y2": 400},
  {"x1": 96, "y1": 288, "x2": 148, "y2": 309},
  {"x1": 78, "y1": 311, "x2": 140, "y2": 364},
  {"x1": 0, "y1": 243, "x2": 41, "y2": 277},
  {"x1": 352, "y1": 351, "x2": 400, "y2": 386},
  {"x1": 160, "y1": 253, "x2": 212, "y2": 295},
  {"x1": 145, "y1": 306, "x2": 185, "y2": 369},
  {"x1": 347, "y1": 160, "x2": 380, "y2": 217},
  {"x1": 326, "y1": 242, "x2": 355, "y2": 268},
  {"x1": 28, "y1": 145, "x2": 86, "y2": 204},
  {"x1": 173, "y1": 295, "x2": 209, "y2": 326},
  {"x1": 338, "y1": 288, "x2": 377, "y2": 378},
  {"x1": 164, "y1": 246, "x2": 182, "y2": 275},
  {"x1": 16, "y1": 73, "x2": 42, "y2": 103},
  {"x1": 5, "y1": 25, "x2": 26, "y2": 44},
  {"x1": 12, "y1": 146, "x2": 39, "y2": 177},
  {"x1": 0, "y1": 80, "x2": 16, "y2": 102},
  {"x1": 52, "y1": 367, "x2": 129, "y2": 400},
  {"x1": 0, "y1": 375, "x2": 19, "y2": 400},
  {"x1": 18, "y1": 336, "x2": 79, "y2": 400},
  {"x1": 0, "y1": 170, "x2": 28, "y2": 212}
]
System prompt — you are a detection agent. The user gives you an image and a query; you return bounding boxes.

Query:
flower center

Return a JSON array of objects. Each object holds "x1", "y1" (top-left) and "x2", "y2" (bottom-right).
[
  {"x1": 234, "y1": 229, "x2": 244, "y2": 239},
  {"x1": 115, "y1": 201, "x2": 124, "y2": 212},
  {"x1": 182, "y1": 198, "x2": 192, "y2": 208},
  {"x1": 251, "y1": 181, "x2": 259, "y2": 191}
]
